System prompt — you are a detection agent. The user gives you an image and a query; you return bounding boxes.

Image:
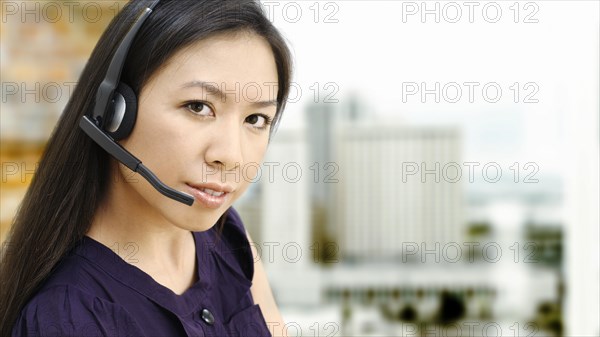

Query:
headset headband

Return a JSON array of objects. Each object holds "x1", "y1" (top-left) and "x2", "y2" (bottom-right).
[{"x1": 92, "y1": 1, "x2": 159, "y2": 125}]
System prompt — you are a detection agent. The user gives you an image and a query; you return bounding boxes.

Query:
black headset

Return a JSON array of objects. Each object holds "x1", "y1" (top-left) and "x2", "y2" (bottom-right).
[{"x1": 79, "y1": 0, "x2": 194, "y2": 206}]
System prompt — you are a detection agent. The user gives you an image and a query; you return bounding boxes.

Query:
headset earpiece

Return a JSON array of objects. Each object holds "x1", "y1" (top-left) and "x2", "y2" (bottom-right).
[{"x1": 106, "y1": 82, "x2": 137, "y2": 141}]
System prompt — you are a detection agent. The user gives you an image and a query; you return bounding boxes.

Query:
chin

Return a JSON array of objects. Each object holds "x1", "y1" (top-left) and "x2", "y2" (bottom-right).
[{"x1": 171, "y1": 208, "x2": 227, "y2": 233}]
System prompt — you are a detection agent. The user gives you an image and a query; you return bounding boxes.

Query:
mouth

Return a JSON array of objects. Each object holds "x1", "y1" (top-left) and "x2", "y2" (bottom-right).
[{"x1": 185, "y1": 183, "x2": 233, "y2": 209}]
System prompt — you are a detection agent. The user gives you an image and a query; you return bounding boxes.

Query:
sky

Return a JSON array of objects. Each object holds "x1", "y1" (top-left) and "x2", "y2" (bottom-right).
[{"x1": 265, "y1": 1, "x2": 599, "y2": 177}]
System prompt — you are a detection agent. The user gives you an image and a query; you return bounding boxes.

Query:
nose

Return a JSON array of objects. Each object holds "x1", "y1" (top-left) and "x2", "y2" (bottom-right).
[{"x1": 204, "y1": 117, "x2": 244, "y2": 173}]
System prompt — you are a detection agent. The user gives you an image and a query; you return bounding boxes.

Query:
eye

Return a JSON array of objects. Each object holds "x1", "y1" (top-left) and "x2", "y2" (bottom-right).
[
  {"x1": 184, "y1": 101, "x2": 214, "y2": 116},
  {"x1": 245, "y1": 114, "x2": 273, "y2": 130}
]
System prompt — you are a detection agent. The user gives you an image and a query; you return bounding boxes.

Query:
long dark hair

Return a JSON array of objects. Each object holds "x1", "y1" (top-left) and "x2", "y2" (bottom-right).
[{"x1": 0, "y1": 0, "x2": 292, "y2": 334}]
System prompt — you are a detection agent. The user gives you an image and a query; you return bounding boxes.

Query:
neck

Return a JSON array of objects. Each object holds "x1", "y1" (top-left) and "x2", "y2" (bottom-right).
[{"x1": 86, "y1": 171, "x2": 198, "y2": 294}]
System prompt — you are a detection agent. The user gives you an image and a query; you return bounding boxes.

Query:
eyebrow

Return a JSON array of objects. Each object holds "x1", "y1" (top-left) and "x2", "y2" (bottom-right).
[{"x1": 180, "y1": 80, "x2": 278, "y2": 108}]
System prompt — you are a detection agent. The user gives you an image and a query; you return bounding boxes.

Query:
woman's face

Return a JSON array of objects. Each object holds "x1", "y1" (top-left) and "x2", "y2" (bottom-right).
[{"x1": 116, "y1": 31, "x2": 278, "y2": 231}]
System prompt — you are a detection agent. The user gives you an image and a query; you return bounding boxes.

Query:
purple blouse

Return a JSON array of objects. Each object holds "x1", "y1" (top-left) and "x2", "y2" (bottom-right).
[{"x1": 12, "y1": 207, "x2": 272, "y2": 337}]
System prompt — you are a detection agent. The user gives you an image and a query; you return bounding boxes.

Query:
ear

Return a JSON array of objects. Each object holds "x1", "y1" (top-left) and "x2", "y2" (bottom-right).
[{"x1": 106, "y1": 82, "x2": 138, "y2": 141}]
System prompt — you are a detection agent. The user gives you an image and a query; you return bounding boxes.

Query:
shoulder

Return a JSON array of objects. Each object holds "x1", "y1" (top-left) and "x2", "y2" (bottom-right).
[
  {"x1": 224, "y1": 207, "x2": 255, "y2": 281},
  {"x1": 12, "y1": 283, "x2": 143, "y2": 336},
  {"x1": 223, "y1": 206, "x2": 246, "y2": 236},
  {"x1": 207, "y1": 206, "x2": 255, "y2": 283}
]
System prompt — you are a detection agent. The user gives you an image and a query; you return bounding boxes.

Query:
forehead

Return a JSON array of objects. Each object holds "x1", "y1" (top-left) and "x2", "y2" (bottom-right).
[{"x1": 145, "y1": 31, "x2": 279, "y2": 101}]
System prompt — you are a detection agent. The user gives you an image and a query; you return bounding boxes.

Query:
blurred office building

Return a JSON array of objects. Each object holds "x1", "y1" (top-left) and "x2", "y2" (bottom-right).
[
  {"x1": 236, "y1": 96, "x2": 566, "y2": 336},
  {"x1": 333, "y1": 124, "x2": 464, "y2": 261}
]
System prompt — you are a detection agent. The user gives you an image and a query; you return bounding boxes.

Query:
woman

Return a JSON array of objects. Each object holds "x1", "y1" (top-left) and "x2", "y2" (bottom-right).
[{"x1": 0, "y1": 0, "x2": 292, "y2": 336}]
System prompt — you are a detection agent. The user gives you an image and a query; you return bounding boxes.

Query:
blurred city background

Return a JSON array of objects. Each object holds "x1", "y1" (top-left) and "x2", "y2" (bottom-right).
[{"x1": 1, "y1": 1, "x2": 598, "y2": 336}]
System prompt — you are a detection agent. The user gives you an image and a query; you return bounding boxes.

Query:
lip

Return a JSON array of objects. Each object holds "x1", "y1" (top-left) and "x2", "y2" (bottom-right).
[{"x1": 185, "y1": 183, "x2": 233, "y2": 209}]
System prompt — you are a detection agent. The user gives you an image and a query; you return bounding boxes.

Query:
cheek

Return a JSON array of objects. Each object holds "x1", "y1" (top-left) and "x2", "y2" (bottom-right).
[
  {"x1": 245, "y1": 137, "x2": 269, "y2": 161},
  {"x1": 118, "y1": 117, "x2": 196, "y2": 188},
  {"x1": 242, "y1": 146, "x2": 269, "y2": 185},
  {"x1": 242, "y1": 163, "x2": 261, "y2": 182}
]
